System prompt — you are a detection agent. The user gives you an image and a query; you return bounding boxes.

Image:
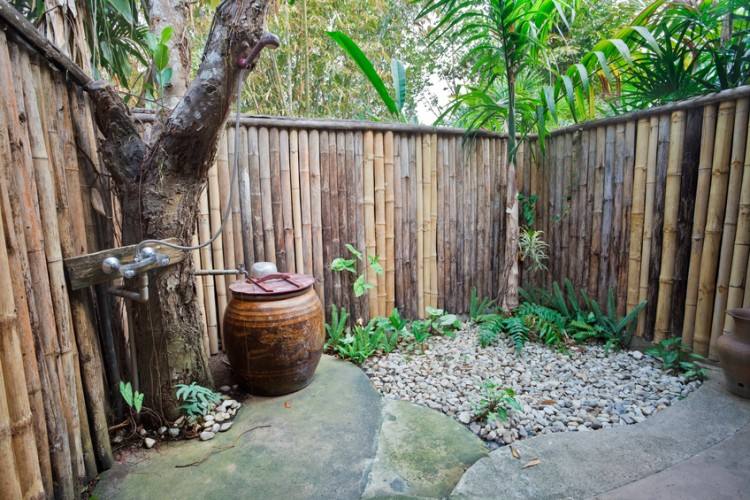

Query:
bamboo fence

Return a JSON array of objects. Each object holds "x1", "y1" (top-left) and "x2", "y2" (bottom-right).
[{"x1": 521, "y1": 86, "x2": 750, "y2": 358}]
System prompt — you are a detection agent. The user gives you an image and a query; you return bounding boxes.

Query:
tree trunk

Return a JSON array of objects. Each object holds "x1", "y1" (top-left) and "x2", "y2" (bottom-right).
[
  {"x1": 501, "y1": 72, "x2": 519, "y2": 310},
  {"x1": 148, "y1": 0, "x2": 191, "y2": 108},
  {"x1": 88, "y1": 0, "x2": 277, "y2": 418}
]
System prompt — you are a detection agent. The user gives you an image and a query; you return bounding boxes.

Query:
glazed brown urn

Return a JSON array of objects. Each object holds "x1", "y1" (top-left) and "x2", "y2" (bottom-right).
[
  {"x1": 717, "y1": 308, "x2": 750, "y2": 399},
  {"x1": 223, "y1": 273, "x2": 324, "y2": 396}
]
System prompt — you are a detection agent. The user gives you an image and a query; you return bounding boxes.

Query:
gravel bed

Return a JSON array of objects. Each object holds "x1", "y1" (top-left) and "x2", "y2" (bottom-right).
[{"x1": 362, "y1": 326, "x2": 702, "y2": 449}]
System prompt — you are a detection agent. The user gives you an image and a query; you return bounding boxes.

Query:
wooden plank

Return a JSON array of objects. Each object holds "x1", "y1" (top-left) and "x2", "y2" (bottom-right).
[
  {"x1": 270, "y1": 128, "x2": 285, "y2": 268},
  {"x1": 258, "y1": 127, "x2": 276, "y2": 263}
]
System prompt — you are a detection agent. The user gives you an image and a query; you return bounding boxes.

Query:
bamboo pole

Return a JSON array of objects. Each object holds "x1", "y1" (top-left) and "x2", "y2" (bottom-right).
[
  {"x1": 430, "y1": 133, "x2": 438, "y2": 309},
  {"x1": 259, "y1": 128, "x2": 276, "y2": 264},
  {"x1": 449, "y1": 137, "x2": 458, "y2": 309},
  {"x1": 693, "y1": 100, "x2": 736, "y2": 356},
  {"x1": 270, "y1": 129, "x2": 286, "y2": 268},
  {"x1": 217, "y1": 131, "x2": 237, "y2": 296},
  {"x1": 191, "y1": 231, "x2": 209, "y2": 356},
  {"x1": 725, "y1": 110, "x2": 750, "y2": 334},
  {"x1": 290, "y1": 130, "x2": 304, "y2": 273},
  {"x1": 682, "y1": 105, "x2": 718, "y2": 348},
  {"x1": 355, "y1": 132, "x2": 368, "y2": 319},
  {"x1": 49, "y1": 70, "x2": 113, "y2": 473},
  {"x1": 343, "y1": 131, "x2": 359, "y2": 321},
  {"x1": 21, "y1": 53, "x2": 86, "y2": 483},
  {"x1": 416, "y1": 135, "x2": 424, "y2": 317},
  {"x1": 589, "y1": 127, "x2": 606, "y2": 298},
  {"x1": 328, "y1": 132, "x2": 342, "y2": 310},
  {"x1": 617, "y1": 121, "x2": 636, "y2": 313},
  {"x1": 385, "y1": 132, "x2": 395, "y2": 313},
  {"x1": 198, "y1": 188, "x2": 219, "y2": 354},
  {"x1": 227, "y1": 129, "x2": 245, "y2": 269},
  {"x1": 437, "y1": 137, "x2": 445, "y2": 308},
  {"x1": 207, "y1": 158, "x2": 227, "y2": 343},
  {"x1": 364, "y1": 131, "x2": 377, "y2": 318},
  {"x1": 299, "y1": 130, "x2": 313, "y2": 275},
  {"x1": 279, "y1": 129, "x2": 295, "y2": 272},
  {"x1": 709, "y1": 98, "x2": 749, "y2": 357},
  {"x1": 320, "y1": 131, "x2": 333, "y2": 315},
  {"x1": 0, "y1": 354, "x2": 22, "y2": 499},
  {"x1": 236, "y1": 126, "x2": 254, "y2": 268},
  {"x1": 335, "y1": 132, "x2": 349, "y2": 317},
  {"x1": 0, "y1": 174, "x2": 44, "y2": 499},
  {"x1": 654, "y1": 111, "x2": 687, "y2": 341},
  {"x1": 626, "y1": 119, "x2": 651, "y2": 313},
  {"x1": 394, "y1": 134, "x2": 404, "y2": 311},
  {"x1": 375, "y1": 132, "x2": 387, "y2": 317},
  {"x1": 636, "y1": 117, "x2": 661, "y2": 337},
  {"x1": 0, "y1": 43, "x2": 51, "y2": 497},
  {"x1": 249, "y1": 127, "x2": 266, "y2": 262},
  {"x1": 309, "y1": 130, "x2": 324, "y2": 304}
]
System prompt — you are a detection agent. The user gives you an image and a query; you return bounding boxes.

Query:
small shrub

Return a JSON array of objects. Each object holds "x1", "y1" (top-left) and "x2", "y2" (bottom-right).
[
  {"x1": 646, "y1": 338, "x2": 707, "y2": 381},
  {"x1": 175, "y1": 383, "x2": 222, "y2": 417},
  {"x1": 425, "y1": 306, "x2": 462, "y2": 337},
  {"x1": 336, "y1": 323, "x2": 382, "y2": 364},
  {"x1": 409, "y1": 320, "x2": 431, "y2": 345},
  {"x1": 518, "y1": 228, "x2": 549, "y2": 272},
  {"x1": 474, "y1": 381, "x2": 522, "y2": 423},
  {"x1": 569, "y1": 289, "x2": 646, "y2": 351}
]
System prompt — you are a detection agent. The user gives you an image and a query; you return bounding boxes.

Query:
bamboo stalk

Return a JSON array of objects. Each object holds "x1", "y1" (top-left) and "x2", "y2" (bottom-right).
[
  {"x1": 191, "y1": 231, "x2": 209, "y2": 356},
  {"x1": 236, "y1": 127, "x2": 253, "y2": 268},
  {"x1": 364, "y1": 131, "x2": 377, "y2": 318},
  {"x1": 636, "y1": 117, "x2": 661, "y2": 337},
  {"x1": 270, "y1": 128, "x2": 285, "y2": 268},
  {"x1": 217, "y1": 131, "x2": 237, "y2": 296},
  {"x1": 309, "y1": 131, "x2": 324, "y2": 304},
  {"x1": 626, "y1": 119, "x2": 651, "y2": 313},
  {"x1": 693, "y1": 100, "x2": 737, "y2": 356},
  {"x1": 328, "y1": 132, "x2": 342, "y2": 310},
  {"x1": 725, "y1": 109, "x2": 750, "y2": 334},
  {"x1": 617, "y1": 121, "x2": 636, "y2": 313},
  {"x1": 654, "y1": 111, "x2": 687, "y2": 341},
  {"x1": 416, "y1": 135, "x2": 424, "y2": 317},
  {"x1": 207, "y1": 158, "x2": 227, "y2": 344},
  {"x1": 394, "y1": 134, "x2": 404, "y2": 311},
  {"x1": 344, "y1": 131, "x2": 361, "y2": 321},
  {"x1": 21, "y1": 52, "x2": 85, "y2": 483},
  {"x1": 561, "y1": 134, "x2": 572, "y2": 282},
  {"x1": 449, "y1": 137, "x2": 458, "y2": 309},
  {"x1": 375, "y1": 132, "x2": 387, "y2": 317},
  {"x1": 259, "y1": 128, "x2": 276, "y2": 264},
  {"x1": 227, "y1": 129, "x2": 245, "y2": 269},
  {"x1": 709, "y1": 98, "x2": 749, "y2": 357},
  {"x1": 335, "y1": 132, "x2": 349, "y2": 317},
  {"x1": 355, "y1": 132, "x2": 368, "y2": 319},
  {"x1": 430, "y1": 133, "x2": 438, "y2": 309},
  {"x1": 384, "y1": 132, "x2": 395, "y2": 313},
  {"x1": 405, "y1": 135, "x2": 418, "y2": 317},
  {"x1": 299, "y1": 130, "x2": 313, "y2": 275},
  {"x1": 0, "y1": 172, "x2": 44, "y2": 499},
  {"x1": 682, "y1": 105, "x2": 718, "y2": 348},
  {"x1": 279, "y1": 129, "x2": 295, "y2": 272},
  {"x1": 0, "y1": 353, "x2": 22, "y2": 499},
  {"x1": 249, "y1": 127, "x2": 265, "y2": 262},
  {"x1": 436, "y1": 137, "x2": 445, "y2": 308},
  {"x1": 198, "y1": 188, "x2": 219, "y2": 354},
  {"x1": 49, "y1": 70, "x2": 113, "y2": 473},
  {"x1": 290, "y1": 130, "x2": 304, "y2": 273},
  {"x1": 320, "y1": 131, "x2": 333, "y2": 316},
  {"x1": 589, "y1": 127, "x2": 606, "y2": 298}
]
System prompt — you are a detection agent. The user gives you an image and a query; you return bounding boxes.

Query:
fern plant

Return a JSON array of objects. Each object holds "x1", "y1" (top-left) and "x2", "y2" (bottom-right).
[
  {"x1": 336, "y1": 324, "x2": 383, "y2": 364},
  {"x1": 570, "y1": 289, "x2": 646, "y2": 350},
  {"x1": 324, "y1": 304, "x2": 349, "y2": 352},
  {"x1": 469, "y1": 287, "x2": 496, "y2": 321},
  {"x1": 175, "y1": 383, "x2": 222, "y2": 418},
  {"x1": 646, "y1": 338, "x2": 707, "y2": 381},
  {"x1": 474, "y1": 381, "x2": 522, "y2": 423}
]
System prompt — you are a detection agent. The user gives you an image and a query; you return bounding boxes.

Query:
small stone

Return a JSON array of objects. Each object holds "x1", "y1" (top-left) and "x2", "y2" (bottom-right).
[
  {"x1": 219, "y1": 422, "x2": 233, "y2": 432},
  {"x1": 220, "y1": 385, "x2": 231, "y2": 393},
  {"x1": 630, "y1": 351, "x2": 644, "y2": 360},
  {"x1": 203, "y1": 414, "x2": 214, "y2": 423},
  {"x1": 458, "y1": 412, "x2": 472, "y2": 424},
  {"x1": 157, "y1": 426, "x2": 167, "y2": 435},
  {"x1": 112, "y1": 435, "x2": 123, "y2": 444},
  {"x1": 144, "y1": 437, "x2": 156, "y2": 449},
  {"x1": 168, "y1": 428, "x2": 180, "y2": 438},
  {"x1": 138, "y1": 428, "x2": 147, "y2": 437},
  {"x1": 211, "y1": 423, "x2": 220, "y2": 433},
  {"x1": 199, "y1": 431, "x2": 215, "y2": 441},
  {"x1": 215, "y1": 413, "x2": 226, "y2": 423}
]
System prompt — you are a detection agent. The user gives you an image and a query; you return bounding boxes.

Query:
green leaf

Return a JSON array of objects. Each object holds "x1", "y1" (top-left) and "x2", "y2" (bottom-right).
[
  {"x1": 134, "y1": 391, "x2": 144, "y2": 413},
  {"x1": 153, "y1": 44, "x2": 169, "y2": 71},
  {"x1": 368, "y1": 255, "x2": 384, "y2": 275},
  {"x1": 327, "y1": 31, "x2": 399, "y2": 117},
  {"x1": 353, "y1": 275, "x2": 374, "y2": 297},
  {"x1": 391, "y1": 58, "x2": 407, "y2": 113},
  {"x1": 331, "y1": 257, "x2": 357, "y2": 274},
  {"x1": 108, "y1": 0, "x2": 133, "y2": 23},
  {"x1": 159, "y1": 26, "x2": 174, "y2": 44},
  {"x1": 345, "y1": 244, "x2": 364, "y2": 261}
]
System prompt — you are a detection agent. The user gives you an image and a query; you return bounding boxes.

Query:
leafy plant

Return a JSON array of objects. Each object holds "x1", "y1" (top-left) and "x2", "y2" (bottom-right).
[
  {"x1": 519, "y1": 228, "x2": 549, "y2": 272},
  {"x1": 569, "y1": 288, "x2": 646, "y2": 351},
  {"x1": 469, "y1": 287, "x2": 496, "y2": 321},
  {"x1": 325, "y1": 304, "x2": 350, "y2": 352},
  {"x1": 370, "y1": 308, "x2": 408, "y2": 354},
  {"x1": 646, "y1": 338, "x2": 707, "y2": 381},
  {"x1": 119, "y1": 381, "x2": 144, "y2": 414},
  {"x1": 409, "y1": 320, "x2": 432, "y2": 345},
  {"x1": 327, "y1": 31, "x2": 408, "y2": 120},
  {"x1": 518, "y1": 193, "x2": 538, "y2": 228},
  {"x1": 145, "y1": 26, "x2": 175, "y2": 102},
  {"x1": 474, "y1": 381, "x2": 522, "y2": 423},
  {"x1": 336, "y1": 323, "x2": 383, "y2": 364},
  {"x1": 425, "y1": 306, "x2": 462, "y2": 337},
  {"x1": 331, "y1": 244, "x2": 384, "y2": 298},
  {"x1": 175, "y1": 383, "x2": 222, "y2": 418}
]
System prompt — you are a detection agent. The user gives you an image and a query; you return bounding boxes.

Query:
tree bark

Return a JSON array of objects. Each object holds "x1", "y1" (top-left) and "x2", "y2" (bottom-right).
[
  {"x1": 87, "y1": 0, "x2": 276, "y2": 418},
  {"x1": 148, "y1": 0, "x2": 191, "y2": 108}
]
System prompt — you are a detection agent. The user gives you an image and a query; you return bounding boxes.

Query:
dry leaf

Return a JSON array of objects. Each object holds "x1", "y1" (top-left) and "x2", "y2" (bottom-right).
[
  {"x1": 510, "y1": 446, "x2": 521, "y2": 459},
  {"x1": 540, "y1": 399, "x2": 556, "y2": 406},
  {"x1": 283, "y1": 401, "x2": 291, "y2": 409},
  {"x1": 522, "y1": 458, "x2": 541, "y2": 469}
]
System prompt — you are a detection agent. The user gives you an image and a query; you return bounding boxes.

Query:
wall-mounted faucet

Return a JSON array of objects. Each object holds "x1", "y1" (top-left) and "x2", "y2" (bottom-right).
[{"x1": 101, "y1": 246, "x2": 170, "y2": 303}]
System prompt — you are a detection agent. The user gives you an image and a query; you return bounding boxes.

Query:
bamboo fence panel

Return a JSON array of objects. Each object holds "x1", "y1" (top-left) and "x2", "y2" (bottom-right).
[
  {"x1": 259, "y1": 128, "x2": 276, "y2": 264},
  {"x1": 198, "y1": 189, "x2": 219, "y2": 354},
  {"x1": 416, "y1": 135, "x2": 425, "y2": 316},
  {"x1": 430, "y1": 133, "x2": 438, "y2": 309},
  {"x1": 216, "y1": 132, "x2": 236, "y2": 295},
  {"x1": 385, "y1": 132, "x2": 396, "y2": 313},
  {"x1": 279, "y1": 129, "x2": 295, "y2": 272},
  {"x1": 290, "y1": 130, "x2": 304, "y2": 273},
  {"x1": 709, "y1": 99, "x2": 749, "y2": 357},
  {"x1": 355, "y1": 132, "x2": 368, "y2": 318},
  {"x1": 693, "y1": 101, "x2": 736, "y2": 356},
  {"x1": 207, "y1": 159, "x2": 227, "y2": 338}
]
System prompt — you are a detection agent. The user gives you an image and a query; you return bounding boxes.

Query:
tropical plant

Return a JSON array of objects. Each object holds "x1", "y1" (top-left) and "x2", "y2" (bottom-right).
[
  {"x1": 324, "y1": 304, "x2": 350, "y2": 352},
  {"x1": 425, "y1": 306, "x2": 462, "y2": 337},
  {"x1": 331, "y1": 244, "x2": 384, "y2": 297},
  {"x1": 473, "y1": 381, "x2": 522, "y2": 423},
  {"x1": 327, "y1": 31, "x2": 408, "y2": 120},
  {"x1": 336, "y1": 322, "x2": 383, "y2": 364},
  {"x1": 469, "y1": 287, "x2": 496, "y2": 321},
  {"x1": 175, "y1": 383, "x2": 222, "y2": 418},
  {"x1": 646, "y1": 338, "x2": 707, "y2": 381},
  {"x1": 519, "y1": 228, "x2": 549, "y2": 272},
  {"x1": 568, "y1": 289, "x2": 646, "y2": 351},
  {"x1": 408, "y1": 320, "x2": 432, "y2": 346},
  {"x1": 119, "y1": 380, "x2": 144, "y2": 414}
]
